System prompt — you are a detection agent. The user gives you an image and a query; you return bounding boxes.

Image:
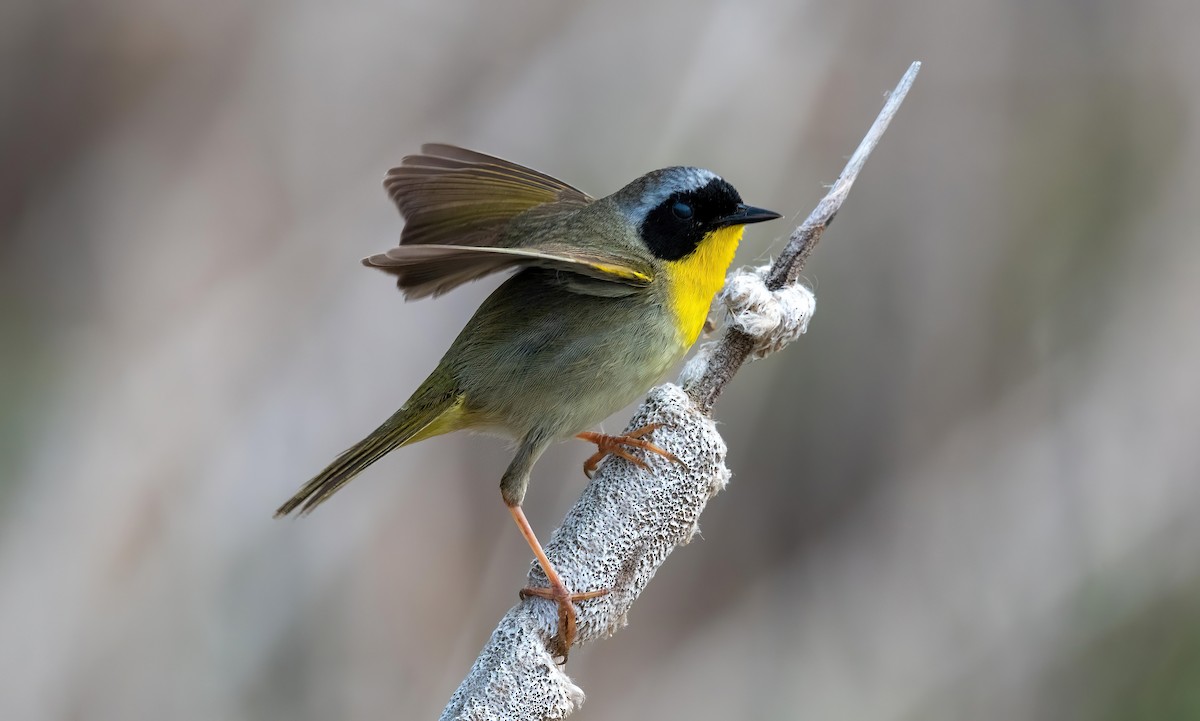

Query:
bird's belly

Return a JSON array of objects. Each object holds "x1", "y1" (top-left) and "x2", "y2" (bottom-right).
[
  {"x1": 450, "y1": 279, "x2": 688, "y2": 441},
  {"x1": 477, "y1": 335, "x2": 683, "y2": 440},
  {"x1": 547, "y1": 343, "x2": 681, "y2": 435}
]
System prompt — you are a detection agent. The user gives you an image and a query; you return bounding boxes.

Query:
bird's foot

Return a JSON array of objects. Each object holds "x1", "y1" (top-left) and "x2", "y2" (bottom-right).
[
  {"x1": 520, "y1": 582, "x2": 609, "y2": 661},
  {"x1": 576, "y1": 423, "x2": 683, "y2": 478}
]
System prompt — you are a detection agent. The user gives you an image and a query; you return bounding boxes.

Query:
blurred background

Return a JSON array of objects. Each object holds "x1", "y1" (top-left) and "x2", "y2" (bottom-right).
[{"x1": 3, "y1": 0, "x2": 1198, "y2": 719}]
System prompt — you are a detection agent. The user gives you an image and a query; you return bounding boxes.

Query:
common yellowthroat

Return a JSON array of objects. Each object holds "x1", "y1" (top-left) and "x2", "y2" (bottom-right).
[{"x1": 276, "y1": 144, "x2": 780, "y2": 658}]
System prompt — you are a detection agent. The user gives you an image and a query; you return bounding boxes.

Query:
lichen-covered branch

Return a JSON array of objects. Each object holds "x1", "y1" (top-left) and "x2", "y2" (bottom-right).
[
  {"x1": 440, "y1": 385, "x2": 727, "y2": 721},
  {"x1": 440, "y1": 62, "x2": 920, "y2": 721}
]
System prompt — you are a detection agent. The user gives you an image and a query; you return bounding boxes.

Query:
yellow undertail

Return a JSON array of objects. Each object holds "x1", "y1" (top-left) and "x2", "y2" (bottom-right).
[{"x1": 275, "y1": 391, "x2": 467, "y2": 517}]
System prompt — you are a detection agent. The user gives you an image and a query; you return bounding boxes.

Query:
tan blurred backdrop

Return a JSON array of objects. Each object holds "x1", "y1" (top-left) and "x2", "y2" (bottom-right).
[{"x1": 3, "y1": 0, "x2": 1199, "y2": 719}]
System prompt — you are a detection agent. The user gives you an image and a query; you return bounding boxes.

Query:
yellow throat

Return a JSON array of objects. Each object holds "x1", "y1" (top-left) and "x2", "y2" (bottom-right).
[{"x1": 663, "y1": 224, "x2": 745, "y2": 346}]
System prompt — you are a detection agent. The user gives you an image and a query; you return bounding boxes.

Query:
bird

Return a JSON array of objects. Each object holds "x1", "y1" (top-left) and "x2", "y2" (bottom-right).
[{"x1": 275, "y1": 144, "x2": 781, "y2": 659}]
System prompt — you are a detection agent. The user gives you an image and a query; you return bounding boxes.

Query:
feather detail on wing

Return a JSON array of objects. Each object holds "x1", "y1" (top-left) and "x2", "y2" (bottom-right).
[
  {"x1": 363, "y1": 244, "x2": 653, "y2": 299},
  {"x1": 384, "y1": 144, "x2": 592, "y2": 247},
  {"x1": 373, "y1": 144, "x2": 652, "y2": 298}
]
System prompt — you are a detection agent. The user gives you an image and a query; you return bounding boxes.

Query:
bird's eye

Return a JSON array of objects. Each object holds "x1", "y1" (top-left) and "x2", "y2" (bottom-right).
[{"x1": 671, "y1": 201, "x2": 694, "y2": 220}]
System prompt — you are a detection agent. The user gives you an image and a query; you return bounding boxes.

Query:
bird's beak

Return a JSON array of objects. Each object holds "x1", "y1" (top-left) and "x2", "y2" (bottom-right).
[{"x1": 716, "y1": 203, "x2": 783, "y2": 228}]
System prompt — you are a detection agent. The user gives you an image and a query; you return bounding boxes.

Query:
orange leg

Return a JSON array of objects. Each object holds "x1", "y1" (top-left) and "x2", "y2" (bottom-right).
[
  {"x1": 576, "y1": 423, "x2": 683, "y2": 478},
  {"x1": 507, "y1": 504, "x2": 608, "y2": 661}
]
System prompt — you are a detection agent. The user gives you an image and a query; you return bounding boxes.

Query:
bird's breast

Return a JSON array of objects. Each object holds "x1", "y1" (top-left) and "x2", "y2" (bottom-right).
[{"x1": 661, "y1": 224, "x2": 744, "y2": 346}]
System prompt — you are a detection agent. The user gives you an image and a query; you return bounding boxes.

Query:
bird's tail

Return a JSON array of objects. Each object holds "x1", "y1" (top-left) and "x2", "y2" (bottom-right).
[{"x1": 274, "y1": 380, "x2": 465, "y2": 517}]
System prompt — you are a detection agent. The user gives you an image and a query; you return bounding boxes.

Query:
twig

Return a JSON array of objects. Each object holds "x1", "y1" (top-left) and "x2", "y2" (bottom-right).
[
  {"x1": 686, "y1": 60, "x2": 921, "y2": 413},
  {"x1": 440, "y1": 62, "x2": 920, "y2": 721}
]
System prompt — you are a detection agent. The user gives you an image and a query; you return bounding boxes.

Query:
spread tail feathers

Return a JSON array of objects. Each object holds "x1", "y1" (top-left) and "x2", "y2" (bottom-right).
[{"x1": 275, "y1": 386, "x2": 465, "y2": 517}]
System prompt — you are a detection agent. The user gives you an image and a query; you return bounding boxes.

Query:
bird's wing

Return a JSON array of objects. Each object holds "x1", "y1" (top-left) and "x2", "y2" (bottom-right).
[
  {"x1": 363, "y1": 243, "x2": 653, "y2": 300},
  {"x1": 385, "y1": 143, "x2": 593, "y2": 247},
  {"x1": 374, "y1": 144, "x2": 653, "y2": 298}
]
